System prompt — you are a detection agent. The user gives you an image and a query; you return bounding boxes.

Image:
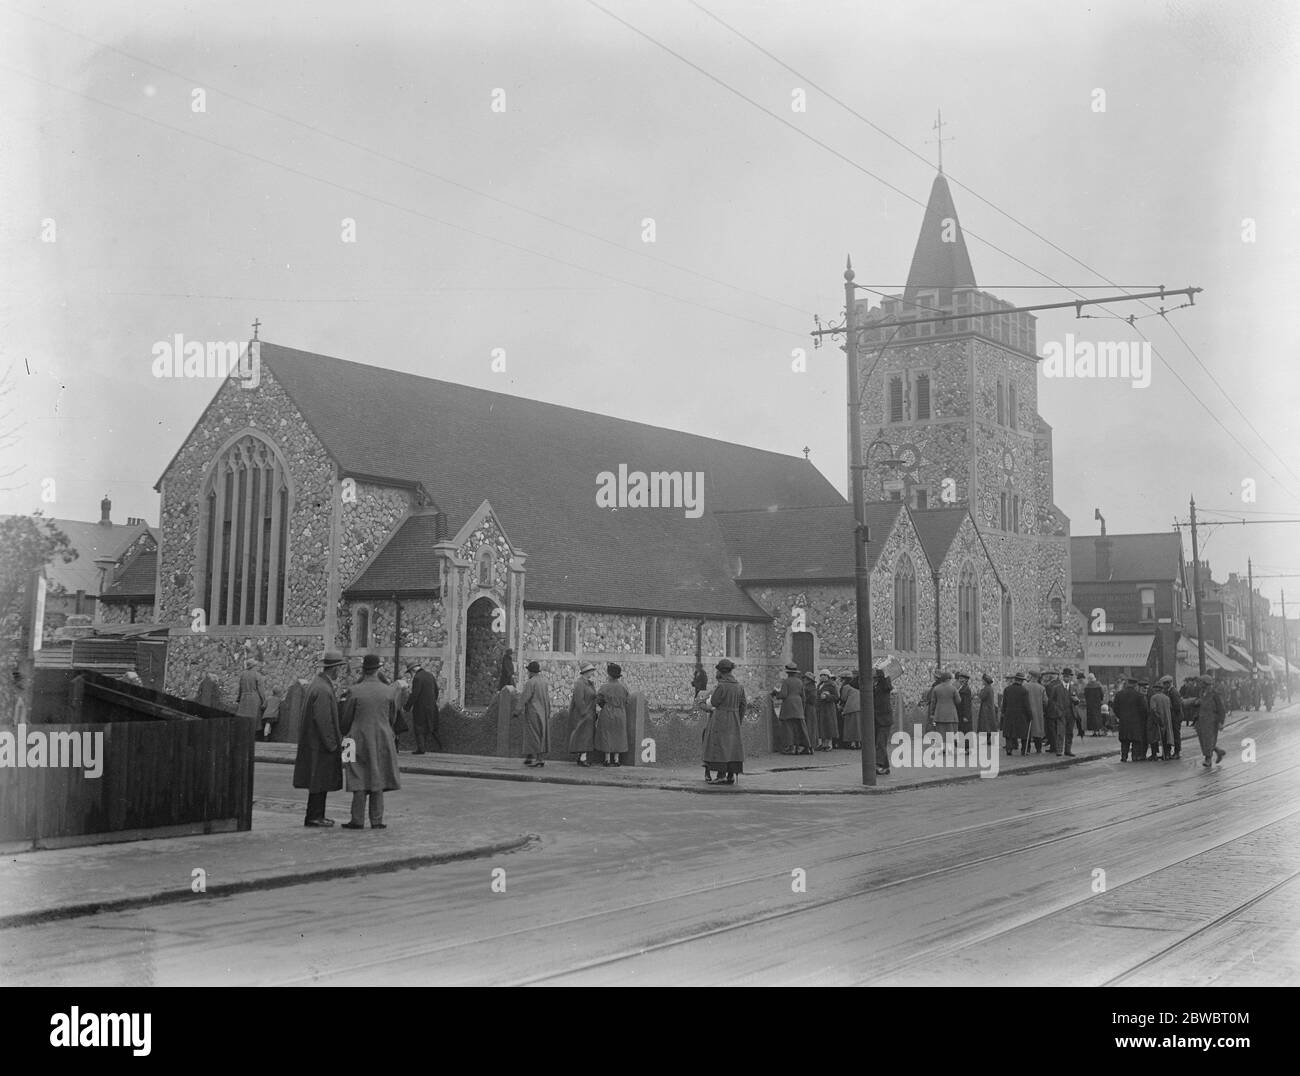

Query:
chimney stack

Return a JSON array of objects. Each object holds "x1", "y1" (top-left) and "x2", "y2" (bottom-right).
[
  {"x1": 433, "y1": 511, "x2": 448, "y2": 541},
  {"x1": 99, "y1": 494, "x2": 112, "y2": 526},
  {"x1": 1095, "y1": 535, "x2": 1113, "y2": 581}
]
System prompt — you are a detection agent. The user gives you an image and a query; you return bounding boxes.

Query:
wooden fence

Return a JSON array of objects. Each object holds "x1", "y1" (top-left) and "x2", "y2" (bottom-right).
[{"x1": 0, "y1": 672, "x2": 253, "y2": 849}]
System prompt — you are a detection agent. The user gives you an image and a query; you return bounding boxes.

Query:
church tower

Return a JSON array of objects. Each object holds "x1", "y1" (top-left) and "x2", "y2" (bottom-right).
[{"x1": 853, "y1": 170, "x2": 1075, "y2": 669}]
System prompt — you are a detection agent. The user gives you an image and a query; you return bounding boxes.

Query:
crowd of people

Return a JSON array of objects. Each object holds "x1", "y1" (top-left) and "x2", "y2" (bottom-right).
[{"x1": 219, "y1": 642, "x2": 1269, "y2": 823}]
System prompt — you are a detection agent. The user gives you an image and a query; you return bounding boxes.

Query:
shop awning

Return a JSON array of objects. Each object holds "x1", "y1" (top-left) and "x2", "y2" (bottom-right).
[
  {"x1": 1085, "y1": 634, "x2": 1155, "y2": 666},
  {"x1": 1227, "y1": 643, "x2": 1259, "y2": 668},
  {"x1": 1177, "y1": 636, "x2": 1249, "y2": 674},
  {"x1": 1267, "y1": 653, "x2": 1290, "y2": 676}
]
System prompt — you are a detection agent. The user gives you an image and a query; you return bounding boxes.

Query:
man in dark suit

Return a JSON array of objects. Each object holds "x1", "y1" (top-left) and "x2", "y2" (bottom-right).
[
  {"x1": 293, "y1": 650, "x2": 347, "y2": 827},
  {"x1": 1112, "y1": 677, "x2": 1150, "y2": 762},
  {"x1": 1001, "y1": 672, "x2": 1032, "y2": 755},
  {"x1": 405, "y1": 660, "x2": 441, "y2": 753}
]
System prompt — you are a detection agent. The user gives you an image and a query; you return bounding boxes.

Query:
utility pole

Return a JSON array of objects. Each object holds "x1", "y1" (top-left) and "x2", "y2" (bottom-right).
[
  {"x1": 1282, "y1": 590, "x2": 1293, "y2": 703},
  {"x1": 1247, "y1": 558, "x2": 1258, "y2": 672},
  {"x1": 844, "y1": 258, "x2": 877, "y2": 786},
  {"x1": 1189, "y1": 496, "x2": 1207, "y2": 677}
]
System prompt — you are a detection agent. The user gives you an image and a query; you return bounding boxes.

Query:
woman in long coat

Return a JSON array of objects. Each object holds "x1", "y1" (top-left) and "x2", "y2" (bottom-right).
[
  {"x1": 928, "y1": 671, "x2": 960, "y2": 750},
  {"x1": 772, "y1": 663, "x2": 812, "y2": 755},
  {"x1": 1195, "y1": 675, "x2": 1227, "y2": 767},
  {"x1": 518, "y1": 660, "x2": 551, "y2": 767},
  {"x1": 595, "y1": 663, "x2": 630, "y2": 767},
  {"x1": 701, "y1": 658, "x2": 745, "y2": 784},
  {"x1": 341, "y1": 654, "x2": 401, "y2": 829},
  {"x1": 815, "y1": 671, "x2": 839, "y2": 750},
  {"x1": 838, "y1": 673, "x2": 862, "y2": 749},
  {"x1": 1084, "y1": 673, "x2": 1105, "y2": 734},
  {"x1": 567, "y1": 662, "x2": 598, "y2": 766}
]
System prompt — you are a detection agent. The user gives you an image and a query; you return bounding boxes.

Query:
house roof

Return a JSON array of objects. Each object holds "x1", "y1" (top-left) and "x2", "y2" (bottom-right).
[
  {"x1": 101, "y1": 548, "x2": 157, "y2": 601},
  {"x1": 910, "y1": 506, "x2": 970, "y2": 573},
  {"x1": 903, "y1": 172, "x2": 976, "y2": 302},
  {"x1": 1071, "y1": 532, "x2": 1185, "y2": 583},
  {"x1": 347, "y1": 513, "x2": 443, "y2": 595},
  {"x1": 258, "y1": 343, "x2": 844, "y2": 618},
  {"x1": 714, "y1": 504, "x2": 855, "y2": 582},
  {"x1": 35, "y1": 517, "x2": 155, "y2": 597}
]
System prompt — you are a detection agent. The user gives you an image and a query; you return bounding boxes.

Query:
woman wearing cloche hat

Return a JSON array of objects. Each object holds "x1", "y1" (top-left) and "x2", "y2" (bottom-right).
[{"x1": 701, "y1": 658, "x2": 745, "y2": 785}]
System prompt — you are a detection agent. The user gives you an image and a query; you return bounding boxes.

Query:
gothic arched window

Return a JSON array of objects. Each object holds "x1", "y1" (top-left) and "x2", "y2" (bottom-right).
[
  {"x1": 958, "y1": 562, "x2": 980, "y2": 654},
  {"x1": 476, "y1": 547, "x2": 494, "y2": 588},
  {"x1": 551, "y1": 613, "x2": 577, "y2": 653},
  {"x1": 199, "y1": 433, "x2": 291, "y2": 626},
  {"x1": 894, "y1": 555, "x2": 917, "y2": 652}
]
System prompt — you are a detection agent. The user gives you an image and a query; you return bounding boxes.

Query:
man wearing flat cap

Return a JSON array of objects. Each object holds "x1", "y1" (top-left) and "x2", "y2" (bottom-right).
[
  {"x1": 1195, "y1": 674, "x2": 1227, "y2": 768},
  {"x1": 294, "y1": 650, "x2": 348, "y2": 827}
]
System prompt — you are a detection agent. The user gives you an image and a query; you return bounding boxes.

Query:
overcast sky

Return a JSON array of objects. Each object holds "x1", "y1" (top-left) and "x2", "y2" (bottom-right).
[{"x1": 3, "y1": 0, "x2": 1298, "y2": 612}]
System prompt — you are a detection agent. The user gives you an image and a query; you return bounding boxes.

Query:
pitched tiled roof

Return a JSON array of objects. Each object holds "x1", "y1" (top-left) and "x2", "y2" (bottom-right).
[
  {"x1": 714, "y1": 504, "x2": 855, "y2": 582},
  {"x1": 903, "y1": 173, "x2": 976, "y2": 302},
  {"x1": 910, "y1": 506, "x2": 970, "y2": 574},
  {"x1": 102, "y1": 548, "x2": 157, "y2": 600},
  {"x1": 33, "y1": 517, "x2": 155, "y2": 596},
  {"x1": 260, "y1": 344, "x2": 842, "y2": 618},
  {"x1": 1071, "y1": 532, "x2": 1184, "y2": 583},
  {"x1": 347, "y1": 513, "x2": 442, "y2": 595}
]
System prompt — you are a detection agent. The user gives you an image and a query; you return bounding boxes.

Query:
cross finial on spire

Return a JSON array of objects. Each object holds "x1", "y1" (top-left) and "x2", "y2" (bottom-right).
[
  {"x1": 926, "y1": 109, "x2": 953, "y2": 173},
  {"x1": 802, "y1": 446, "x2": 811, "y2": 461},
  {"x1": 251, "y1": 318, "x2": 261, "y2": 341}
]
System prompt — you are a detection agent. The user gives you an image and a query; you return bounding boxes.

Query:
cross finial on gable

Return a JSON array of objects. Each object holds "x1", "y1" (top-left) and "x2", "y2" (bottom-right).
[
  {"x1": 802, "y1": 446, "x2": 811, "y2": 460},
  {"x1": 926, "y1": 109, "x2": 953, "y2": 173},
  {"x1": 251, "y1": 318, "x2": 261, "y2": 341}
]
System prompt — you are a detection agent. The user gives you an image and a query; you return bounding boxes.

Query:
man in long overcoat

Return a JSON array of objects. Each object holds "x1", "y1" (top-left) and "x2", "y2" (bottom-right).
[
  {"x1": 872, "y1": 670, "x2": 893, "y2": 774},
  {"x1": 1112, "y1": 677, "x2": 1149, "y2": 762},
  {"x1": 567, "y1": 662, "x2": 598, "y2": 766},
  {"x1": 404, "y1": 660, "x2": 441, "y2": 753},
  {"x1": 815, "y1": 670, "x2": 839, "y2": 750},
  {"x1": 1001, "y1": 672, "x2": 1032, "y2": 755},
  {"x1": 235, "y1": 658, "x2": 266, "y2": 731},
  {"x1": 1025, "y1": 672, "x2": 1047, "y2": 752},
  {"x1": 341, "y1": 654, "x2": 401, "y2": 828},
  {"x1": 1084, "y1": 673, "x2": 1105, "y2": 734},
  {"x1": 1045, "y1": 669, "x2": 1075, "y2": 757},
  {"x1": 1196, "y1": 674, "x2": 1227, "y2": 767},
  {"x1": 519, "y1": 660, "x2": 551, "y2": 766},
  {"x1": 928, "y1": 671, "x2": 960, "y2": 755},
  {"x1": 701, "y1": 658, "x2": 745, "y2": 784},
  {"x1": 1148, "y1": 686, "x2": 1174, "y2": 761},
  {"x1": 773, "y1": 663, "x2": 811, "y2": 754},
  {"x1": 293, "y1": 650, "x2": 347, "y2": 826}
]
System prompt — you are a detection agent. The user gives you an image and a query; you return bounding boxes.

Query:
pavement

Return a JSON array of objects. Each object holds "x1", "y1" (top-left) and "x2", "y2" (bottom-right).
[
  {"x1": 256, "y1": 725, "x2": 1123, "y2": 793},
  {"x1": 1, "y1": 712, "x2": 1263, "y2": 931}
]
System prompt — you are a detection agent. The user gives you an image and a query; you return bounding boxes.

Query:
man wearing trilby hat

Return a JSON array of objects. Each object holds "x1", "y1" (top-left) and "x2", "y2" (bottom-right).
[
  {"x1": 341, "y1": 654, "x2": 401, "y2": 829},
  {"x1": 772, "y1": 662, "x2": 812, "y2": 755},
  {"x1": 1001, "y1": 672, "x2": 1032, "y2": 756},
  {"x1": 294, "y1": 650, "x2": 348, "y2": 827}
]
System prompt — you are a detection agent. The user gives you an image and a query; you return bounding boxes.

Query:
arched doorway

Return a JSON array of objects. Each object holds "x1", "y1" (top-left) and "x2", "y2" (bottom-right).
[{"x1": 464, "y1": 597, "x2": 505, "y2": 706}]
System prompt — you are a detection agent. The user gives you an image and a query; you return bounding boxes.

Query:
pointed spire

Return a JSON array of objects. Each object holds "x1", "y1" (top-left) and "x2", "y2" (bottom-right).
[{"x1": 903, "y1": 172, "x2": 975, "y2": 302}]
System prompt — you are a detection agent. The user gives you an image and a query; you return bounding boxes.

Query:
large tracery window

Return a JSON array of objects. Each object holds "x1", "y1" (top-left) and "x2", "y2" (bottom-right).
[
  {"x1": 894, "y1": 554, "x2": 917, "y2": 651},
  {"x1": 200, "y1": 433, "x2": 291, "y2": 626}
]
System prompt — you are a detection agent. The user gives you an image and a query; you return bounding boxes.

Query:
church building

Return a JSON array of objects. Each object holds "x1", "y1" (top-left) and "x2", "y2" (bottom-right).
[{"x1": 143, "y1": 169, "x2": 1080, "y2": 727}]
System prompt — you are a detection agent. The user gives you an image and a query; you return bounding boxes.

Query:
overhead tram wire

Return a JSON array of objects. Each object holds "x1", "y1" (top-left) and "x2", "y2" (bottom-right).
[
  {"x1": 0, "y1": 2, "x2": 816, "y2": 323},
  {"x1": 686, "y1": 0, "x2": 1300, "y2": 495},
  {"x1": 0, "y1": 63, "x2": 807, "y2": 343}
]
